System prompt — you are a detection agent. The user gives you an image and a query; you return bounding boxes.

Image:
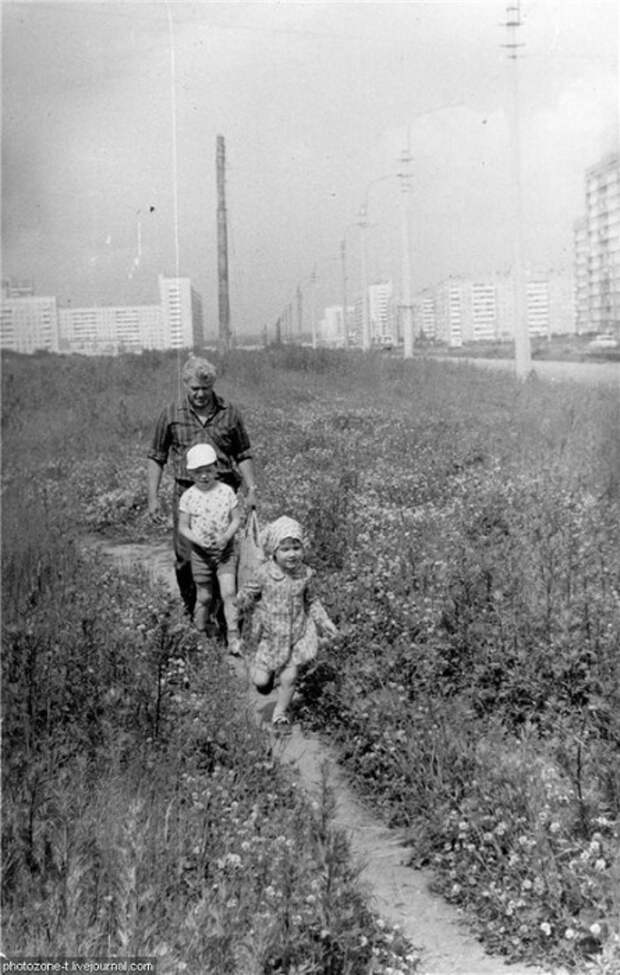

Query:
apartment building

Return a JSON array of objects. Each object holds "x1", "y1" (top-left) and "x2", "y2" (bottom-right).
[
  {"x1": 57, "y1": 304, "x2": 165, "y2": 355},
  {"x1": 573, "y1": 152, "x2": 620, "y2": 335},
  {"x1": 416, "y1": 269, "x2": 574, "y2": 346},
  {"x1": 158, "y1": 274, "x2": 204, "y2": 349},
  {"x1": 368, "y1": 280, "x2": 394, "y2": 343},
  {"x1": 319, "y1": 304, "x2": 353, "y2": 345},
  {"x1": 1, "y1": 275, "x2": 204, "y2": 355},
  {"x1": 1, "y1": 286, "x2": 59, "y2": 354}
]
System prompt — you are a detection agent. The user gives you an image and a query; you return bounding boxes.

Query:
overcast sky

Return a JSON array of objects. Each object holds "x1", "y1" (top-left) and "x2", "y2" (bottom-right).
[{"x1": 2, "y1": 0, "x2": 618, "y2": 337}]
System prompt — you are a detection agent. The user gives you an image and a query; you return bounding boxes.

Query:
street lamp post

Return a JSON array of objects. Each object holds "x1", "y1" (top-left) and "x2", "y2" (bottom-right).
[
  {"x1": 504, "y1": 1, "x2": 531, "y2": 378},
  {"x1": 398, "y1": 145, "x2": 414, "y2": 358},
  {"x1": 340, "y1": 239, "x2": 349, "y2": 348},
  {"x1": 310, "y1": 267, "x2": 317, "y2": 349},
  {"x1": 358, "y1": 175, "x2": 395, "y2": 351},
  {"x1": 358, "y1": 203, "x2": 371, "y2": 350}
]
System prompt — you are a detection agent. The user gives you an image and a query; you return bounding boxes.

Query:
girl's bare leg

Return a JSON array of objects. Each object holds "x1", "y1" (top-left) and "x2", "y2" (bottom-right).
[{"x1": 273, "y1": 662, "x2": 298, "y2": 721}]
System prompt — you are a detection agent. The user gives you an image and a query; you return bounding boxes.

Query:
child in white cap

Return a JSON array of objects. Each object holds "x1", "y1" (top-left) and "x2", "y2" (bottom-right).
[
  {"x1": 178, "y1": 443, "x2": 242, "y2": 654},
  {"x1": 236, "y1": 515, "x2": 338, "y2": 728}
]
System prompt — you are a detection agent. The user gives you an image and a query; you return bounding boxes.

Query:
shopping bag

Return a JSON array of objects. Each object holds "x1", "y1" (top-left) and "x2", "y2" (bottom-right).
[{"x1": 237, "y1": 509, "x2": 265, "y2": 591}]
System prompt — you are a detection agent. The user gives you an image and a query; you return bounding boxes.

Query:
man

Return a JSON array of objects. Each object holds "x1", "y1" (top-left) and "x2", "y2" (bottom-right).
[{"x1": 147, "y1": 355, "x2": 257, "y2": 617}]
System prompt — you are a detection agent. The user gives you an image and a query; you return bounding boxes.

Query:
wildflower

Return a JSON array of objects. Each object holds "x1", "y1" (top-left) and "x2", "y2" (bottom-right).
[
  {"x1": 540, "y1": 922, "x2": 552, "y2": 936},
  {"x1": 589, "y1": 923, "x2": 602, "y2": 937},
  {"x1": 564, "y1": 928, "x2": 576, "y2": 940},
  {"x1": 594, "y1": 858, "x2": 607, "y2": 871}
]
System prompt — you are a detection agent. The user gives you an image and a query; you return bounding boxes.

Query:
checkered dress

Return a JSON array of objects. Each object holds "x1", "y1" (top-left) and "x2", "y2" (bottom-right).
[{"x1": 239, "y1": 560, "x2": 333, "y2": 673}]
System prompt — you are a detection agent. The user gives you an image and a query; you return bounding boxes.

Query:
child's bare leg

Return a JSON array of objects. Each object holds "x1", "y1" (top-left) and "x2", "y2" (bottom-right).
[
  {"x1": 193, "y1": 584, "x2": 212, "y2": 632},
  {"x1": 217, "y1": 567, "x2": 240, "y2": 651},
  {"x1": 273, "y1": 663, "x2": 298, "y2": 721},
  {"x1": 252, "y1": 665, "x2": 274, "y2": 694}
]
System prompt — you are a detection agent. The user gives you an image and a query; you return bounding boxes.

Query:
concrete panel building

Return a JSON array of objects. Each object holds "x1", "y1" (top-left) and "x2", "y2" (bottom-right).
[
  {"x1": 1, "y1": 291, "x2": 59, "y2": 354},
  {"x1": 573, "y1": 152, "x2": 620, "y2": 335},
  {"x1": 1, "y1": 274, "x2": 204, "y2": 355},
  {"x1": 415, "y1": 268, "x2": 574, "y2": 346}
]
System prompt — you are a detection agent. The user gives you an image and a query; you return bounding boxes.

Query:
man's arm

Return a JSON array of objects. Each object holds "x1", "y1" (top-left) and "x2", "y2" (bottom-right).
[
  {"x1": 238, "y1": 458, "x2": 257, "y2": 508},
  {"x1": 147, "y1": 458, "x2": 164, "y2": 518}
]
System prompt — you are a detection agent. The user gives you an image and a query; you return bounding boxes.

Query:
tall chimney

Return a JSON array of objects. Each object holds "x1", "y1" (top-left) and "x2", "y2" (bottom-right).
[{"x1": 216, "y1": 135, "x2": 231, "y2": 352}]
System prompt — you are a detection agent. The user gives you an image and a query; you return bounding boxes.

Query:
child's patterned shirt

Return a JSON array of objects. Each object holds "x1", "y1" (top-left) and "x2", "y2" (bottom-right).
[{"x1": 178, "y1": 482, "x2": 238, "y2": 548}]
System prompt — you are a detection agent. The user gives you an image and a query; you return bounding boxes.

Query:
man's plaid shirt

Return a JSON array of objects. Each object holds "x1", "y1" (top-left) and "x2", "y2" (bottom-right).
[{"x1": 148, "y1": 392, "x2": 253, "y2": 488}]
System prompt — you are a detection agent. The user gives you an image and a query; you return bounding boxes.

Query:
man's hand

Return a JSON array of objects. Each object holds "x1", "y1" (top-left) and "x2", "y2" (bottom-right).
[
  {"x1": 148, "y1": 497, "x2": 164, "y2": 524},
  {"x1": 245, "y1": 485, "x2": 258, "y2": 509}
]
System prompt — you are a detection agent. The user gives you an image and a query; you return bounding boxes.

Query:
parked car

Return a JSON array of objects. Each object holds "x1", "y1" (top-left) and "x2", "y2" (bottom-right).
[{"x1": 586, "y1": 332, "x2": 619, "y2": 350}]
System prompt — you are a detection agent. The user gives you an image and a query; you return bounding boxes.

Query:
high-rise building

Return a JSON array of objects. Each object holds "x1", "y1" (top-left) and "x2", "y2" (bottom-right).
[
  {"x1": 0, "y1": 274, "x2": 204, "y2": 355},
  {"x1": 158, "y1": 274, "x2": 204, "y2": 349},
  {"x1": 412, "y1": 289, "x2": 436, "y2": 340},
  {"x1": 1, "y1": 292, "x2": 59, "y2": 353},
  {"x1": 368, "y1": 280, "x2": 394, "y2": 344},
  {"x1": 57, "y1": 304, "x2": 165, "y2": 355},
  {"x1": 417, "y1": 268, "x2": 574, "y2": 346},
  {"x1": 573, "y1": 218, "x2": 589, "y2": 333},
  {"x1": 434, "y1": 279, "x2": 464, "y2": 346},
  {"x1": 573, "y1": 152, "x2": 620, "y2": 335},
  {"x1": 319, "y1": 305, "x2": 345, "y2": 345}
]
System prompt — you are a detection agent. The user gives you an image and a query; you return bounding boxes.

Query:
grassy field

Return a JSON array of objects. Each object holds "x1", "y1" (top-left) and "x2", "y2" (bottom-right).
[{"x1": 2, "y1": 346, "x2": 619, "y2": 972}]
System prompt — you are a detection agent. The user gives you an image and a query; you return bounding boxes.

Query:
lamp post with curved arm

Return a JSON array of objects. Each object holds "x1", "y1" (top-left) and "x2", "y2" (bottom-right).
[
  {"x1": 358, "y1": 174, "x2": 395, "y2": 351},
  {"x1": 398, "y1": 145, "x2": 414, "y2": 359}
]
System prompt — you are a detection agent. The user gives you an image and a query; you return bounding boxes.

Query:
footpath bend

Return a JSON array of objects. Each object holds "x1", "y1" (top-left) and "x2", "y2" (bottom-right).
[{"x1": 100, "y1": 538, "x2": 560, "y2": 975}]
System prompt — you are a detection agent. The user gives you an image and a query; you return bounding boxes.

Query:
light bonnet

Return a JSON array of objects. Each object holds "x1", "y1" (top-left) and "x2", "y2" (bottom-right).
[
  {"x1": 261, "y1": 516, "x2": 305, "y2": 556},
  {"x1": 186, "y1": 443, "x2": 217, "y2": 470}
]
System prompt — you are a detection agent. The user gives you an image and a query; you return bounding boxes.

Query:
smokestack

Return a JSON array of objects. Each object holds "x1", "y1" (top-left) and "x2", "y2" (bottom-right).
[{"x1": 216, "y1": 135, "x2": 231, "y2": 352}]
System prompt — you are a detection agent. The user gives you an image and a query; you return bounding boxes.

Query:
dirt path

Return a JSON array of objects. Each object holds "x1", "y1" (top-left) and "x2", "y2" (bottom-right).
[{"x1": 99, "y1": 539, "x2": 560, "y2": 975}]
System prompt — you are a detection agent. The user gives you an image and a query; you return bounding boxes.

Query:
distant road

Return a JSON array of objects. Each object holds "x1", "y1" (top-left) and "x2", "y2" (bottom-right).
[{"x1": 426, "y1": 355, "x2": 620, "y2": 387}]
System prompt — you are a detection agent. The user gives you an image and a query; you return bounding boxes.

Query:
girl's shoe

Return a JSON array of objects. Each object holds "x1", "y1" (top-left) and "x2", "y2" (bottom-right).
[
  {"x1": 271, "y1": 709, "x2": 291, "y2": 732},
  {"x1": 227, "y1": 636, "x2": 242, "y2": 657}
]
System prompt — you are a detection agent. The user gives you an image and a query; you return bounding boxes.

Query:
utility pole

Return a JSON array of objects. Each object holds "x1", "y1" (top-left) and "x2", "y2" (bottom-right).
[
  {"x1": 503, "y1": 2, "x2": 531, "y2": 378},
  {"x1": 287, "y1": 301, "x2": 293, "y2": 342},
  {"x1": 296, "y1": 285, "x2": 303, "y2": 339},
  {"x1": 340, "y1": 239, "x2": 349, "y2": 348},
  {"x1": 398, "y1": 142, "x2": 414, "y2": 358},
  {"x1": 358, "y1": 206, "x2": 371, "y2": 351},
  {"x1": 216, "y1": 135, "x2": 231, "y2": 353},
  {"x1": 310, "y1": 267, "x2": 317, "y2": 349}
]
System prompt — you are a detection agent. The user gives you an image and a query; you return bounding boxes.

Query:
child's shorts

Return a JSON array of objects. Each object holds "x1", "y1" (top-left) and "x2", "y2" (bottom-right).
[{"x1": 191, "y1": 539, "x2": 237, "y2": 586}]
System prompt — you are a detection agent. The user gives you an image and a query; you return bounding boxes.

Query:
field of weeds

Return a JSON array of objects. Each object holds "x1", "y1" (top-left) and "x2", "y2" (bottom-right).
[{"x1": 2, "y1": 346, "x2": 619, "y2": 972}]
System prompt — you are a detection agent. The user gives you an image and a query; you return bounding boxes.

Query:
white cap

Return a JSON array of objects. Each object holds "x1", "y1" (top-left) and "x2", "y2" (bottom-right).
[{"x1": 186, "y1": 443, "x2": 217, "y2": 470}]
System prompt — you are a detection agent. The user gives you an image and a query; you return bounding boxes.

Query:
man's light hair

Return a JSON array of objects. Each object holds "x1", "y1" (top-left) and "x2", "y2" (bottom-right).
[{"x1": 182, "y1": 357, "x2": 217, "y2": 384}]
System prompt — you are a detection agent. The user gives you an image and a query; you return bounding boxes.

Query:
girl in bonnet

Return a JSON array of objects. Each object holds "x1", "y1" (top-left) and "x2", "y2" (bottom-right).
[{"x1": 236, "y1": 515, "x2": 338, "y2": 728}]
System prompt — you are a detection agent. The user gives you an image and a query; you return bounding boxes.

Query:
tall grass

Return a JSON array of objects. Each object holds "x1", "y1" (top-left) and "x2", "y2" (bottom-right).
[
  {"x1": 2, "y1": 349, "x2": 424, "y2": 972},
  {"x1": 3, "y1": 346, "x2": 619, "y2": 970}
]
